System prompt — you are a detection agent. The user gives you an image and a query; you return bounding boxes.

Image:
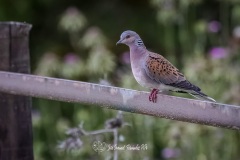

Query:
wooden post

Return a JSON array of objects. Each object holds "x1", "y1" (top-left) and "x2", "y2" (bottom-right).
[{"x1": 0, "y1": 22, "x2": 33, "y2": 160}]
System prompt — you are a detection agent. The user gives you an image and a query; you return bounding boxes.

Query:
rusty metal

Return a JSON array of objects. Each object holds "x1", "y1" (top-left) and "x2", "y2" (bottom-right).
[{"x1": 0, "y1": 71, "x2": 239, "y2": 130}]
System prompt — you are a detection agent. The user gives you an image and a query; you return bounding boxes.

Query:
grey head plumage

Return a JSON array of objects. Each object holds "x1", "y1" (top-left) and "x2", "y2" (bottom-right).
[{"x1": 116, "y1": 30, "x2": 145, "y2": 47}]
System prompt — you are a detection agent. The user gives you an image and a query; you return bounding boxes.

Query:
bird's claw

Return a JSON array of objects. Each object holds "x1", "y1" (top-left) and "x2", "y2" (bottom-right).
[{"x1": 149, "y1": 89, "x2": 159, "y2": 103}]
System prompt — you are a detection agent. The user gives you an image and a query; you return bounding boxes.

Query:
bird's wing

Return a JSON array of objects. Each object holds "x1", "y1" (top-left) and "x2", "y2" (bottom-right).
[{"x1": 143, "y1": 52, "x2": 200, "y2": 91}]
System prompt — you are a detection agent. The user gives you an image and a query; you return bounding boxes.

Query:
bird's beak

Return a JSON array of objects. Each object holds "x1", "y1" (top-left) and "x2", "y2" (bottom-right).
[{"x1": 116, "y1": 39, "x2": 122, "y2": 45}]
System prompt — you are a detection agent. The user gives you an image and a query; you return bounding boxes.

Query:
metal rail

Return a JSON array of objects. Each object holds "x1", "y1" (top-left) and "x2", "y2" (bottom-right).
[{"x1": 0, "y1": 71, "x2": 239, "y2": 130}]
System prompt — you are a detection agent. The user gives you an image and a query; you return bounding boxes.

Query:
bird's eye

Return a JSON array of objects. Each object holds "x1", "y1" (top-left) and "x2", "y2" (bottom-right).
[{"x1": 126, "y1": 35, "x2": 130, "y2": 39}]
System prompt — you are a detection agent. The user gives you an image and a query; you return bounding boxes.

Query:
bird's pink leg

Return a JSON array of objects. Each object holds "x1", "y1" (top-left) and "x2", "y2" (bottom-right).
[{"x1": 149, "y1": 89, "x2": 159, "y2": 103}]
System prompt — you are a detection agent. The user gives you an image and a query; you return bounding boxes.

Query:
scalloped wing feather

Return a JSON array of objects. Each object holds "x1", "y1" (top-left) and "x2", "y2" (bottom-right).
[{"x1": 144, "y1": 52, "x2": 201, "y2": 92}]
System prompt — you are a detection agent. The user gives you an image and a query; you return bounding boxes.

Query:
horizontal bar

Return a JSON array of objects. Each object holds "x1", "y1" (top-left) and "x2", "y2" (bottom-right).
[{"x1": 0, "y1": 71, "x2": 239, "y2": 130}]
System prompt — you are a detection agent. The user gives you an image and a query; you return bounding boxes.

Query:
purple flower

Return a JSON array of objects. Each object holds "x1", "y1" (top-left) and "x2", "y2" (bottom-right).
[
  {"x1": 162, "y1": 148, "x2": 181, "y2": 159},
  {"x1": 208, "y1": 21, "x2": 221, "y2": 33},
  {"x1": 209, "y1": 47, "x2": 228, "y2": 59},
  {"x1": 64, "y1": 53, "x2": 80, "y2": 64}
]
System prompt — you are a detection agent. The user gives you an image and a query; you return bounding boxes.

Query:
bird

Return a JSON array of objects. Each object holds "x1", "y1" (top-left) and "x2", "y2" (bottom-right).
[{"x1": 116, "y1": 30, "x2": 216, "y2": 103}]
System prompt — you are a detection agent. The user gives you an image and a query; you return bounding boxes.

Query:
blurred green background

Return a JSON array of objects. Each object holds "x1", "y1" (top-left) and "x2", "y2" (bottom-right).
[{"x1": 1, "y1": 0, "x2": 240, "y2": 159}]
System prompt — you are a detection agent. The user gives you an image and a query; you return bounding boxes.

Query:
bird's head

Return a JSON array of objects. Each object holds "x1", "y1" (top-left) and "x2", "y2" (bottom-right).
[{"x1": 116, "y1": 30, "x2": 144, "y2": 47}]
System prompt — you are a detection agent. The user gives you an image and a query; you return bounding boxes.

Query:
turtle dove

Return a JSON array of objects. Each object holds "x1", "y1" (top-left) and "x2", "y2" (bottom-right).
[{"x1": 116, "y1": 30, "x2": 216, "y2": 103}]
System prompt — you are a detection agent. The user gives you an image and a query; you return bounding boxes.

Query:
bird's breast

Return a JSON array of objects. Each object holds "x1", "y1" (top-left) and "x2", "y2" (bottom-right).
[
  {"x1": 131, "y1": 59, "x2": 157, "y2": 89},
  {"x1": 129, "y1": 47, "x2": 159, "y2": 89},
  {"x1": 130, "y1": 59, "x2": 174, "y2": 91}
]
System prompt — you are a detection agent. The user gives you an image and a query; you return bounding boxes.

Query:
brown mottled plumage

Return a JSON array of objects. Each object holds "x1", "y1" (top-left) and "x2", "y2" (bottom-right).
[
  {"x1": 116, "y1": 30, "x2": 216, "y2": 103},
  {"x1": 145, "y1": 53, "x2": 185, "y2": 84}
]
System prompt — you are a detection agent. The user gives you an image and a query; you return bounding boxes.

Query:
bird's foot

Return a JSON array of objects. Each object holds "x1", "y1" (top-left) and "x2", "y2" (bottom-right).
[{"x1": 149, "y1": 89, "x2": 159, "y2": 103}]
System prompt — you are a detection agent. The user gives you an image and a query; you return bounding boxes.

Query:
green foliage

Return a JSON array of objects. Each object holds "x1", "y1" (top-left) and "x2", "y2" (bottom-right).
[{"x1": 1, "y1": 0, "x2": 240, "y2": 159}]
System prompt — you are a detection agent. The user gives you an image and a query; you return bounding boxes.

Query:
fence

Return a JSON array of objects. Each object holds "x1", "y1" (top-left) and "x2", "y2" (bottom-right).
[
  {"x1": 0, "y1": 22, "x2": 239, "y2": 160},
  {"x1": 0, "y1": 22, "x2": 33, "y2": 160}
]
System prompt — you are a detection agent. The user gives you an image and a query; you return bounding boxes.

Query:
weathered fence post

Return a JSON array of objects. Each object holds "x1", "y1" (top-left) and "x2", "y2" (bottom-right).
[{"x1": 0, "y1": 22, "x2": 33, "y2": 160}]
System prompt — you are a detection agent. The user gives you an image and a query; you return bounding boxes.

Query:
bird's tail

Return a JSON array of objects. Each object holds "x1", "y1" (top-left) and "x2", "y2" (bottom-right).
[{"x1": 189, "y1": 90, "x2": 216, "y2": 102}]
